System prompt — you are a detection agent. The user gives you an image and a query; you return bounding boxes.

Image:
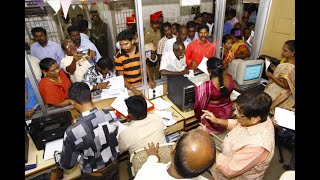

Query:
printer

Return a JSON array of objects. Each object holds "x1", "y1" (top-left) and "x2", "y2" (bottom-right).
[{"x1": 29, "y1": 111, "x2": 72, "y2": 150}]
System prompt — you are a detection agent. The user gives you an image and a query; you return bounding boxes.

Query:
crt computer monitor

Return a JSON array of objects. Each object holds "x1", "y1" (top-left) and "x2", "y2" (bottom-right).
[{"x1": 227, "y1": 59, "x2": 264, "y2": 86}]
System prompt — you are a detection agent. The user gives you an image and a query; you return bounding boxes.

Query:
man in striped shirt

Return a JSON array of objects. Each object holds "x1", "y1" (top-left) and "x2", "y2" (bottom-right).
[{"x1": 115, "y1": 29, "x2": 155, "y2": 95}]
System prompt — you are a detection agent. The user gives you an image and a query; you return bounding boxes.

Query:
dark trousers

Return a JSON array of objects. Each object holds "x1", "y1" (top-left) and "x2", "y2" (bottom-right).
[{"x1": 81, "y1": 159, "x2": 119, "y2": 180}]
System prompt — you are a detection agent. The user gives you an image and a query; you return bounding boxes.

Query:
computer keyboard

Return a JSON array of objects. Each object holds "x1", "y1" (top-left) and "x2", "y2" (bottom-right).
[{"x1": 29, "y1": 171, "x2": 51, "y2": 180}]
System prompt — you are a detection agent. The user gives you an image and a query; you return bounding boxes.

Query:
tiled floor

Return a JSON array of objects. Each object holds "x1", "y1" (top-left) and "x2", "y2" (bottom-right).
[{"x1": 118, "y1": 145, "x2": 293, "y2": 180}]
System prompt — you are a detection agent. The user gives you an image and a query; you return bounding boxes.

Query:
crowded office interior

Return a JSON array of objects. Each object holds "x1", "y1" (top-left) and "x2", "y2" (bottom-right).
[{"x1": 25, "y1": 0, "x2": 295, "y2": 179}]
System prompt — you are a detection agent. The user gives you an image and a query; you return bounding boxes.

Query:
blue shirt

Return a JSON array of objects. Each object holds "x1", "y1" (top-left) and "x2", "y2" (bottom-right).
[
  {"x1": 186, "y1": 32, "x2": 199, "y2": 43},
  {"x1": 223, "y1": 21, "x2": 234, "y2": 35},
  {"x1": 25, "y1": 79, "x2": 38, "y2": 111},
  {"x1": 30, "y1": 40, "x2": 65, "y2": 66},
  {"x1": 79, "y1": 39, "x2": 102, "y2": 63}
]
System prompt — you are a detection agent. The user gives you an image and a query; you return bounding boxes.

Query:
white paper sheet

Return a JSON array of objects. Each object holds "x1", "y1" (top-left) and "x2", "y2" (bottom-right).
[
  {"x1": 44, "y1": 138, "x2": 63, "y2": 160},
  {"x1": 184, "y1": 70, "x2": 195, "y2": 78},
  {"x1": 274, "y1": 107, "x2": 295, "y2": 130},
  {"x1": 111, "y1": 92, "x2": 130, "y2": 116},
  {"x1": 101, "y1": 76, "x2": 125, "y2": 99},
  {"x1": 155, "y1": 110, "x2": 177, "y2": 126},
  {"x1": 151, "y1": 97, "x2": 173, "y2": 110},
  {"x1": 230, "y1": 90, "x2": 241, "y2": 101},
  {"x1": 197, "y1": 57, "x2": 209, "y2": 75},
  {"x1": 265, "y1": 57, "x2": 271, "y2": 70}
]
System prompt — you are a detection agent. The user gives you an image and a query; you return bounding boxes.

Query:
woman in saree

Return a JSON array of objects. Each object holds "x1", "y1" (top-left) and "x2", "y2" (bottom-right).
[
  {"x1": 264, "y1": 40, "x2": 295, "y2": 114},
  {"x1": 194, "y1": 57, "x2": 235, "y2": 135},
  {"x1": 221, "y1": 34, "x2": 234, "y2": 71},
  {"x1": 230, "y1": 28, "x2": 251, "y2": 60}
]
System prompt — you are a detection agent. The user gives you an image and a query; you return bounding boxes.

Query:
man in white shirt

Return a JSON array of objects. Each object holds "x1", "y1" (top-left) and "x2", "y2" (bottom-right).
[
  {"x1": 60, "y1": 39, "x2": 92, "y2": 83},
  {"x1": 162, "y1": 25, "x2": 189, "y2": 55},
  {"x1": 134, "y1": 129, "x2": 216, "y2": 180},
  {"x1": 160, "y1": 41, "x2": 189, "y2": 77},
  {"x1": 118, "y1": 95, "x2": 166, "y2": 156}
]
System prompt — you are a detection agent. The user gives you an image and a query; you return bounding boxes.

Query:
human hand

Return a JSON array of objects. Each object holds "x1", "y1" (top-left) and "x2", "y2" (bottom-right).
[
  {"x1": 265, "y1": 70, "x2": 273, "y2": 79},
  {"x1": 149, "y1": 80, "x2": 156, "y2": 89},
  {"x1": 99, "y1": 82, "x2": 111, "y2": 89},
  {"x1": 132, "y1": 87, "x2": 143, "y2": 96},
  {"x1": 191, "y1": 61, "x2": 198, "y2": 71},
  {"x1": 73, "y1": 52, "x2": 82, "y2": 61},
  {"x1": 144, "y1": 142, "x2": 160, "y2": 161},
  {"x1": 49, "y1": 167, "x2": 63, "y2": 180},
  {"x1": 198, "y1": 123, "x2": 208, "y2": 132},
  {"x1": 25, "y1": 109, "x2": 35, "y2": 119},
  {"x1": 88, "y1": 49, "x2": 97, "y2": 59},
  {"x1": 201, "y1": 110, "x2": 218, "y2": 123},
  {"x1": 182, "y1": 69, "x2": 189, "y2": 75}
]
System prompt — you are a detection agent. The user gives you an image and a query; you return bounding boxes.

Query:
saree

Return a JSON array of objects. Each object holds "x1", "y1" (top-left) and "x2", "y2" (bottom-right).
[
  {"x1": 264, "y1": 63, "x2": 295, "y2": 113},
  {"x1": 231, "y1": 40, "x2": 250, "y2": 59},
  {"x1": 194, "y1": 75, "x2": 234, "y2": 135}
]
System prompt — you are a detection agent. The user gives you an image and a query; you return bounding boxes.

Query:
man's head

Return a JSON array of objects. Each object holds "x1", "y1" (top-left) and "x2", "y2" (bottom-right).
[
  {"x1": 68, "y1": 82, "x2": 92, "y2": 112},
  {"x1": 177, "y1": 25, "x2": 188, "y2": 42},
  {"x1": 126, "y1": 16, "x2": 136, "y2": 30},
  {"x1": 31, "y1": 27, "x2": 48, "y2": 47},
  {"x1": 242, "y1": 27, "x2": 251, "y2": 41},
  {"x1": 78, "y1": 20, "x2": 89, "y2": 34},
  {"x1": 67, "y1": 25, "x2": 81, "y2": 47},
  {"x1": 173, "y1": 41, "x2": 185, "y2": 60},
  {"x1": 125, "y1": 95, "x2": 147, "y2": 120},
  {"x1": 150, "y1": 13, "x2": 160, "y2": 30},
  {"x1": 61, "y1": 39, "x2": 77, "y2": 56},
  {"x1": 92, "y1": 14, "x2": 101, "y2": 23},
  {"x1": 186, "y1": 21, "x2": 197, "y2": 39},
  {"x1": 95, "y1": 57, "x2": 114, "y2": 76},
  {"x1": 172, "y1": 23, "x2": 180, "y2": 36},
  {"x1": 162, "y1": 22, "x2": 173, "y2": 39},
  {"x1": 71, "y1": 17, "x2": 79, "y2": 26},
  {"x1": 173, "y1": 129, "x2": 216, "y2": 178},
  {"x1": 117, "y1": 29, "x2": 135, "y2": 54},
  {"x1": 197, "y1": 24, "x2": 209, "y2": 43}
]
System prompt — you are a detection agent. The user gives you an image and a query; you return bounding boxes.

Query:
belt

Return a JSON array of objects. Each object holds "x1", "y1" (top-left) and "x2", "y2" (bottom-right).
[{"x1": 86, "y1": 159, "x2": 117, "y2": 177}]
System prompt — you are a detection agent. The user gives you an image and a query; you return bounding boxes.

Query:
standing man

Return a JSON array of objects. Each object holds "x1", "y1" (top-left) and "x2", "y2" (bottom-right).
[
  {"x1": 115, "y1": 29, "x2": 156, "y2": 96},
  {"x1": 162, "y1": 25, "x2": 189, "y2": 55},
  {"x1": 186, "y1": 24, "x2": 216, "y2": 70},
  {"x1": 54, "y1": 82, "x2": 120, "y2": 179},
  {"x1": 160, "y1": 41, "x2": 189, "y2": 77},
  {"x1": 90, "y1": 13, "x2": 108, "y2": 58},
  {"x1": 67, "y1": 25, "x2": 101, "y2": 64},
  {"x1": 30, "y1": 27, "x2": 65, "y2": 66},
  {"x1": 157, "y1": 22, "x2": 176, "y2": 61}
]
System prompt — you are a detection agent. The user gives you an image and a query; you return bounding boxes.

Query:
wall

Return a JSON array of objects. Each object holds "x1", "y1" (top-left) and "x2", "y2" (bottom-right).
[{"x1": 260, "y1": 0, "x2": 295, "y2": 59}]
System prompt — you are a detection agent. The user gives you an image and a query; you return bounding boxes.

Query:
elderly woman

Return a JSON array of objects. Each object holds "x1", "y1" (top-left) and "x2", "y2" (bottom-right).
[
  {"x1": 38, "y1": 58, "x2": 71, "y2": 108},
  {"x1": 202, "y1": 91, "x2": 275, "y2": 179},
  {"x1": 194, "y1": 57, "x2": 235, "y2": 135},
  {"x1": 264, "y1": 40, "x2": 295, "y2": 113}
]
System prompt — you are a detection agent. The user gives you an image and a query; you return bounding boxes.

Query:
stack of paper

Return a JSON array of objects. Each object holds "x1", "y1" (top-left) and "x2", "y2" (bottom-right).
[
  {"x1": 274, "y1": 107, "x2": 295, "y2": 130},
  {"x1": 155, "y1": 110, "x2": 177, "y2": 126},
  {"x1": 151, "y1": 97, "x2": 172, "y2": 110},
  {"x1": 44, "y1": 138, "x2": 63, "y2": 160},
  {"x1": 101, "y1": 76, "x2": 126, "y2": 99}
]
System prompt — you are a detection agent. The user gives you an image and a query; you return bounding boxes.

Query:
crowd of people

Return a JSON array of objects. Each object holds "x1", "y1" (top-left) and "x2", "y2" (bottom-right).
[{"x1": 25, "y1": 7, "x2": 295, "y2": 180}]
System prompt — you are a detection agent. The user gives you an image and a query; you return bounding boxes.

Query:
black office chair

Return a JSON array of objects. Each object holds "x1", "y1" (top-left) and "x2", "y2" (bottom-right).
[{"x1": 275, "y1": 126, "x2": 295, "y2": 170}]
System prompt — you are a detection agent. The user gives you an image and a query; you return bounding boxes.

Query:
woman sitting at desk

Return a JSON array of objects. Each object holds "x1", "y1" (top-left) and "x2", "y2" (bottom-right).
[
  {"x1": 38, "y1": 58, "x2": 71, "y2": 108},
  {"x1": 194, "y1": 57, "x2": 234, "y2": 135},
  {"x1": 264, "y1": 40, "x2": 295, "y2": 114}
]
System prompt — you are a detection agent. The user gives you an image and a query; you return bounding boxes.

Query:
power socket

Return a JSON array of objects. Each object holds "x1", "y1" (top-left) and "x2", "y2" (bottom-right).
[{"x1": 148, "y1": 85, "x2": 164, "y2": 99}]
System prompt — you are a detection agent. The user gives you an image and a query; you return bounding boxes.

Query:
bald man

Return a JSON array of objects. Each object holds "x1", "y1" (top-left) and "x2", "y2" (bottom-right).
[{"x1": 134, "y1": 129, "x2": 215, "y2": 180}]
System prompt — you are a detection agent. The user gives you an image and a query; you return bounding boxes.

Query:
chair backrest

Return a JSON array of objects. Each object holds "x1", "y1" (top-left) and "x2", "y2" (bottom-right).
[{"x1": 129, "y1": 142, "x2": 175, "y2": 176}]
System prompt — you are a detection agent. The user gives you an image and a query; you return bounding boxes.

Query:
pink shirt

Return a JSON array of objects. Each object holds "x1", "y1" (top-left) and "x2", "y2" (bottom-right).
[{"x1": 185, "y1": 39, "x2": 216, "y2": 69}]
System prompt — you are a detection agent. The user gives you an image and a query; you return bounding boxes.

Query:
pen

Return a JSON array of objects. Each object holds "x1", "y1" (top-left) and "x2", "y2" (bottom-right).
[{"x1": 25, "y1": 155, "x2": 37, "y2": 171}]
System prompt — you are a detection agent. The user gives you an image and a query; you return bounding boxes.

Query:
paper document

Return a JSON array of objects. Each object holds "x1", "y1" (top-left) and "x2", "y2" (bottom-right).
[
  {"x1": 101, "y1": 76, "x2": 126, "y2": 99},
  {"x1": 151, "y1": 97, "x2": 172, "y2": 110},
  {"x1": 265, "y1": 58, "x2": 271, "y2": 70},
  {"x1": 111, "y1": 92, "x2": 130, "y2": 116},
  {"x1": 274, "y1": 107, "x2": 295, "y2": 130},
  {"x1": 230, "y1": 90, "x2": 241, "y2": 101},
  {"x1": 197, "y1": 57, "x2": 209, "y2": 75},
  {"x1": 184, "y1": 70, "x2": 195, "y2": 78},
  {"x1": 155, "y1": 110, "x2": 177, "y2": 126},
  {"x1": 44, "y1": 138, "x2": 63, "y2": 160}
]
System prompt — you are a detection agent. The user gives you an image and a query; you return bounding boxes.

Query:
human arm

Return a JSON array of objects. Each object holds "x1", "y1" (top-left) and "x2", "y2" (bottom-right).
[
  {"x1": 64, "y1": 53, "x2": 82, "y2": 75},
  {"x1": 144, "y1": 142, "x2": 160, "y2": 161},
  {"x1": 146, "y1": 62, "x2": 156, "y2": 89},
  {"x1": 117, "y1": 70, "x2": 142, "y2": 96},
  {"x1": 54, "y1": 134, "x2": 80, "y2": 170},
  {"x1": 214, "y1": 146, "x2": 269, "y2": 178},
  {"x1": 160, "y1": 68, "x2": 189, "y2": 76},
  {"x1": 51, "y1": 99, "x2": 71, "y2": 108},
  {"x1": 265, "y1": 70, "x2": 290, "y2": 89},
  {"x1": 201, "y1": 110, "x2": 229, "y2": 128},
  {"x1": 185, "y1": 43, "x2": 194, "y2": 69}
]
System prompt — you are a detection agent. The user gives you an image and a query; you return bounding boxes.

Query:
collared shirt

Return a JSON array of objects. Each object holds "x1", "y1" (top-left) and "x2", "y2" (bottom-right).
[
  {"x1": 162, "y1": 38, "x2": 189, "y2": 55},
  {"x1": 230, "y1": 17, "x2": 239, "y2": 26},
  {"x1": 55, "y1": 108, "x2": 119, "y2": 174},
  {"x1": 82, "y1": 65, "x2": 116, "y2": 96},
  {"x1": 157, "y1": 35, "x2": 176, "y2": 55},
  {"x1": 80, "y1": 33, "x2": 91, "y2": 43},
  {"x1": 118, "y1": 113, "x2": 166, "y2": 155},
  {"x1": 25, "y1": 79, "x2": 38, "y2": 111},
  {"x1": 144, "y1": 26, "x2": 161, "y2": 45},
  {"x1": 160, "y1": 51, "x2": 187, "y2": 72},
  {"x1": 185, "y1": 39, "x2": 216, "y2": 69},
  {"x1": 30, "y1": 40, "x2": 65, "y2": 66},
  {"x1": 185, "y1": 32, "x2": 199, "y2": 43},
  {"x1": 134, "y1": 155, "x2": 209, "y2": 180},
  {"x1": 78, "y1": 39, "x2": 101, "y2": 63},
  {"x1": 60, "y1": 55, "x2": 93, "y2": 83}
]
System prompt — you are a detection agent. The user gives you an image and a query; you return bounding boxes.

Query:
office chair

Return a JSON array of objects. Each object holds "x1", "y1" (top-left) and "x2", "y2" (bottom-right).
[{"x1": 275, "y1": 126, "x2": 295, "y2": 170}]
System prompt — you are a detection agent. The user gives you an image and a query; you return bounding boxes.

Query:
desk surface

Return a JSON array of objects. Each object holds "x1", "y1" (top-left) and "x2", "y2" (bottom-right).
[{"x1": 162, "y1": 95, "x2": 195, "y2": 119}]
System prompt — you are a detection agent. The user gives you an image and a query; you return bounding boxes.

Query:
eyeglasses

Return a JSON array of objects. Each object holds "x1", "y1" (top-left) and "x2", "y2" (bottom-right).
[{"x1": 48, "y1": 67, "x2": 59, "y2": 73}]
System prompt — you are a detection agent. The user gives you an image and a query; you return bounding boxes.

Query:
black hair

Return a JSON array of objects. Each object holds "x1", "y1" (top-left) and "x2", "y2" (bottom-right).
[
  {"x1": 39, "y1": 58, "x2": 57, "y2": 71},
  {"x1": 125, "y1": 95, "x2": 147, "y2": 120},
  {"x1": 117, "y1": 29, "x2": 134, "y2": 41},
  {"x1": 173, "y1": 41, "x2": 184, "y2": 50},
  {"x1": 31, "y1": 27, "x2": 47, "y2": 36},
  {"x1": 235, "y1": 91, "x2": 272, "y2": 122},
  {"x1": 172, "y1": 23, "x2": 181, "y2": 30},
  {"x1": 174, "y1": 132, "x2": 215, "y2": 178},
  {"x1": 197, "y1": 23, "x2": 209, "y2": 33},
  {"x1": 228, "y1": 8, "x2": 237, "y2": 18},
  {"x1": 207, "y1": 57, "x2": 228, "y2": 97},
  {"x1": 186, "y1": 21, "x2": 196, "y2": 29},
  {"x1": 222, "y1": 34, "x2": 233, "y2": 44},
  {"x1": 193, "y1": 14, "x2": 202, "y2": 21},
  {"x1": 68, "y1": 82, "x2": 92, "y2": 104},
  {"x1": 162, "y1": 21, "x2": 172, "y2": 29},
  {"x1": 67, "y1": 25, "x2": 79, "y2": 35},
  {"x1": 285, "y1": 40, "x2": 295, "y2": 55},
  {"x1": 78, "y1": 20, "x2": 89, "y2": 33},
  {"x1": 96, "y1": 57, "x2": 114, "y2": 70}
]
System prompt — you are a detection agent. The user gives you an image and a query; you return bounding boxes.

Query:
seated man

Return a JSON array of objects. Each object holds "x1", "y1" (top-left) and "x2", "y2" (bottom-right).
[
  {"x1": 159, "y1": 41, "x2": 189, "y2": 77},
  {"x1": 54, "y1": 82, "x2": 120, "y2": 179},
  {"x1": 118, "y1": 95, "x2": 166, "y2": 155},
  {"x1": 82, "y1": 57, "x2": 116, "y2": 96},
  {"x1": 134, "y1": 129, "x2": 216, "y2": 179}
]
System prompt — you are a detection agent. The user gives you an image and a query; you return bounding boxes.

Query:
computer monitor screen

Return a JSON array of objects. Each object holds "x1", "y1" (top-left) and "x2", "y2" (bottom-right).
[{"x1": 227, "y1": 59, "x2": 264, "y2": 86}]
